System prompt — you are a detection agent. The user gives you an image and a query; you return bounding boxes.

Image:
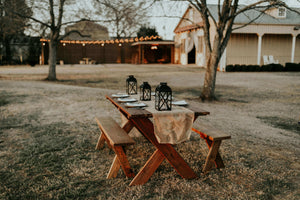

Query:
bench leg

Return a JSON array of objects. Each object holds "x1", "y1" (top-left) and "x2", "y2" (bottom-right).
[
  {"x1": 203, "y1": 140, "x2": 222, "y2": 173},
  {"x1": 107, "y1": 155, "x2": 121, "y2": 179},
  {"x1": 95, "y1": 133, "x2": 106, "y2": 150},
  {"x1": 205, "y1": 139, "x2": 225, "y2": 169},
  {"x1": 113, "y1": 146, "x2": 135, "y2": 178}
]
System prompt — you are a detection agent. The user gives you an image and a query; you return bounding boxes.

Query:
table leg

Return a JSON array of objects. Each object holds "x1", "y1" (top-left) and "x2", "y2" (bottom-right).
[
  {"x1": 129, "y1": 149, "x2": 165, "y2": 186},
  {"x1": 121, "y1": 120, "x2": 134, "y2": 133},
  {"x1": 131, "y1": 118, "x2": 197, "y2": 180}
]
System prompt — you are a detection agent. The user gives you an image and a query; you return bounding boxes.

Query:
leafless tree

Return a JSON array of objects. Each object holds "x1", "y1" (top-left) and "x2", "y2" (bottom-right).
[
  {"x1": 8, "y1": 0, "x2": 93, "y2": 80},
  {"x1": 0, "y1": 0, "x2": 32, "y2": 64},
  {"x1": 93, "y1": 0, "x2": 156, "y2": 39},
  {"x1": 180, "y1": 0, "x2": 293, "y2": 100}
]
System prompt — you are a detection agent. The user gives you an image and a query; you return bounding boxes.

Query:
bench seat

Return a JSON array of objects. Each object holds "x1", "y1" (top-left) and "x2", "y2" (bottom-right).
[
  {"x1": 192, "y1": 122, "x2": 231, "y2": 173},
  {"x1": 95, "y1": 116, "x2": 135, "y2": 148},
  {"x1": 95, "y1": 116, "x2": 135, "y2": 178}
]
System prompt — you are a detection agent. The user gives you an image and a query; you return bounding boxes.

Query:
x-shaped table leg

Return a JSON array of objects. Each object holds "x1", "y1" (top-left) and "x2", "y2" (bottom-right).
[{"x1": 129, "y1": 117, "x2": 197, "y2": 186}]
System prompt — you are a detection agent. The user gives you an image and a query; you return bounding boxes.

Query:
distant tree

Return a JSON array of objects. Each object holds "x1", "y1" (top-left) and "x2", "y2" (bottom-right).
[
  {"x1": 7, "y1": 0, "x2": 92, "y2": 80},
  {"x1": 0, "y1": 0, "x2": 32, "y2": 64},
  {"x1": 137, "y1": 26, "x2": 159, "y2": 38},
  {"x1": 94, "y1": 0, "x2": 155, "y2": 39},
  {"x1": 27, "y1": 37, "x2": 40, "y2": 66}
]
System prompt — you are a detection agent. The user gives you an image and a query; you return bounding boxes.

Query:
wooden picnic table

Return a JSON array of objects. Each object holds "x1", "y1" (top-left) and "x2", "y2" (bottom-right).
[
  {"x1": 82, "y1": 57, "x2": 91, "y2": 64},
  {"x1": 105, "y1": 95, "x2": 210, "y2": 186}
]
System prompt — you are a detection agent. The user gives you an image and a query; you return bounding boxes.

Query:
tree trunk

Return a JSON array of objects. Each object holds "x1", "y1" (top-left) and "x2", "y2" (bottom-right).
[
  {"x1": 201, "y1": 52, "x2": 219, "y2": 101},
  {"x1": 47, "y1": 40, "x2": 57, "y2": 81},
  {"x1": 4, "y1": 36, "x2": 12, "y2": 64}
]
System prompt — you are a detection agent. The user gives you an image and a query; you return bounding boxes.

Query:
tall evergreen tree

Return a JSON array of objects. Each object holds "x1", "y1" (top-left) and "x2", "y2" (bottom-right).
[{"x1": 0, "y1": 0, "x2": 32, "y2": 64}]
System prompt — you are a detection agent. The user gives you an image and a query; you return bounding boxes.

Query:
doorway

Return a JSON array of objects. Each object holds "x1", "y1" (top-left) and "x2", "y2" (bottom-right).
[{"x1": 188, "y1": 46, "x2": 195, "y2": 64}]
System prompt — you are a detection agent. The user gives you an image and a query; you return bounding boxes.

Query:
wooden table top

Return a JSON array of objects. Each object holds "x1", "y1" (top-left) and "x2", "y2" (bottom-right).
[{"x1": 106, "y1": 95, "x2": 210, "y2": 119}]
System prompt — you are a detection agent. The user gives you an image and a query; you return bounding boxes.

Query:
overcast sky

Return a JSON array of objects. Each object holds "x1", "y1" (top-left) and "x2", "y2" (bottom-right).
[
  {"x1": 149, "y1": 0, "x2": 300, "y2": 40},
  {"x1": 28, "y1": 0, "x2": 300, "y2": 39}
]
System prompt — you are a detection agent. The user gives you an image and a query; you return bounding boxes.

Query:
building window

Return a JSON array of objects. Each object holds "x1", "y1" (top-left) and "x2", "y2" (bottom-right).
[{"x1": 278, "y1": 7, "x2": 286, "y2": 18}]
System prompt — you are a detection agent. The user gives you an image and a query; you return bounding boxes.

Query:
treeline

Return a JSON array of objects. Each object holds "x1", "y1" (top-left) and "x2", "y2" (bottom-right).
[{"x1": 226, "y1": 63, "x2": 300, "y2": 72}]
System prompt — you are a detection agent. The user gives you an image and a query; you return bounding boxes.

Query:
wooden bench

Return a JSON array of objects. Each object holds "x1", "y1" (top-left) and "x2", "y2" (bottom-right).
[
  {"x1": 95, "y1": 116, "x2": 135, "y2": 179},
  {"x1": 192, "y1": 123, "x2": 231, "y2": 173}
]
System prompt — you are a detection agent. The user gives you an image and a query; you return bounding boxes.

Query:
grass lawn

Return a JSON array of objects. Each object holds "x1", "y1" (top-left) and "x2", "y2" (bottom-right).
[{"x1": 0, "y1": 64, "x2": 299, "y2": 199}]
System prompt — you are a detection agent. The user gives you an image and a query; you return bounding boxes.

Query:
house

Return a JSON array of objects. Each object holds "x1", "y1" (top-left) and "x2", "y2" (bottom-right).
[
  {"x1": 174, "y1": 4, "x2": 300, "y2": 70},
  {"x1": 40, "y1": 21, "x2": 172, "y2": 64}
]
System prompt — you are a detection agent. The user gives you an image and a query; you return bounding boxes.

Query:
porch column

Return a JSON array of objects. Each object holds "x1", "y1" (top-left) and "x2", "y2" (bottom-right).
[
  {"x1": 220, "y1": 48, "x2": 226, "y2": 72},
  {"x1": 257, "y1": 33, "x2": 263, "y2": 65},
  {"x1": 291, "y1": 34, "x2": 296, "y2": 63}
]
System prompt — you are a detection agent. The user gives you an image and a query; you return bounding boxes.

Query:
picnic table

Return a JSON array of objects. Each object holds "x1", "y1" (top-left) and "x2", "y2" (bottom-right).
[
  {"x1": 82, "y1": 57, "x2": 91, "y2": 64},
  {"x1": 95, "y1": 94, "x2": 230, "y2": 186}
]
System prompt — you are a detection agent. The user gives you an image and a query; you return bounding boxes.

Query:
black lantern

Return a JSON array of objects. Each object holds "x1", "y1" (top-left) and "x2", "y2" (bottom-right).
[
  {"x1": 155, "y1": 82, "x2": 172, "y2": 111},
  {"x1": 140, "y1": 82, "x2": 151, "y2": 101},
  {"x1": 126, "y1": 75, "x2": 137, "y2": 95}
]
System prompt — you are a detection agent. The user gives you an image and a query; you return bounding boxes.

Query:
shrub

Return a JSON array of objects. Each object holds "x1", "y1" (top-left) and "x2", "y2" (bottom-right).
[
  {"x1": 285, "y1": 63, "x2": 300, "y2": 71},
  {"x1": 272, "y1": 64, "x2": 284, "y2": 72},
  {"x1": 235, "y1": 64, "x2": 242, "y2": 71},
  {"x1": 240, "y1": 65, "x2": 247, "y2": 72},
  {"x1": 225, "y1": 65, "x2": 234, "y2": 72}
]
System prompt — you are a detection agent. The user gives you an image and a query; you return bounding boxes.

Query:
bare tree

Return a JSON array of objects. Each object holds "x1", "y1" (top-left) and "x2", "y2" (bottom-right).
[
  {"x1": 93, "y1": 0, "x2": 155, "y2": 39},
  {"x1": 183, "y1": 0, "x2": 290, "y2": 100},
  {"x1": 0, "y1": 0, "x2": 32, "y2": 64},
  {"x1": 9, "y1": 0, "x2": 91, "y2": 80}
]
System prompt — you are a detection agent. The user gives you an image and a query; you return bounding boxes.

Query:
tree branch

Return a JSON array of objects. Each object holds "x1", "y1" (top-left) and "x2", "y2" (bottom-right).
[{"x1": 59, "y1": 30, "x2": 91, "y2": 40}]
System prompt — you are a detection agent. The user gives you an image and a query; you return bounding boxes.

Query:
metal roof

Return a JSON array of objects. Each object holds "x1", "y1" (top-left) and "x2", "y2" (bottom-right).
[{"x1": 207, "y1": 4, "x2": 300, "y2": 25}]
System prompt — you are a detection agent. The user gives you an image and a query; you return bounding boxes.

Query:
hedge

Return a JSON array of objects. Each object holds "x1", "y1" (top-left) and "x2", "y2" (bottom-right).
[{"x1": 225, "y1": 63, "x2": 300, "y2": 72}]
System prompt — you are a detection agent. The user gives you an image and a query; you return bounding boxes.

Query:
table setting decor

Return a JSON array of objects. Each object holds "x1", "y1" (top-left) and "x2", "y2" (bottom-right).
[{"x1": 126, "y1": 75, "x2": 137, "y2": 95}]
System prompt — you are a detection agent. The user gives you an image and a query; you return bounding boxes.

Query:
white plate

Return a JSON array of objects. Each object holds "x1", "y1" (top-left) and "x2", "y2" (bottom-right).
[
  {"x1": 172, "y1": 100, "x2": 188, "y2": 106},
  {"x1": 112, "y1": 93, "x2": 129, "y2": 98},
  {"x1": 125, "y1": 102, "x2": 147, "y2": 108},
  {"x1": 117, "y1": 98, "x2": 137, "y2": 102}
]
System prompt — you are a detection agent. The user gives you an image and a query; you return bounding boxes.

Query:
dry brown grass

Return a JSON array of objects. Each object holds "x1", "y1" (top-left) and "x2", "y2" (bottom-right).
[{"x1": 0, "y1": 64, "x2": 299, "y2": 199}]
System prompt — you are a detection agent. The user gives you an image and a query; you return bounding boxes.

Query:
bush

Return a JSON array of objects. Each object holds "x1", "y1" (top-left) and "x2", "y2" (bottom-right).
[
  {"x1": 272, "y1": 64, "x2": 284, "y2": 72},
  {"x1": 235, "y1": 64, "x2": 242, "y2": 71},
  {"x1": 240, "y1": 65, "x2": 247, "y2": 72},
  {"x1": 285, "y1": 63, "x2": 300, "y2": 71},
  {"x1": 225, "y1": 63, "x2": 288, "y2": 72},
  {"x1": 225, "y1": 65, "x2": 234, "y2": 72},
  {"x1": 260, "y1": 64, "x2": 270, "y2": 72}
]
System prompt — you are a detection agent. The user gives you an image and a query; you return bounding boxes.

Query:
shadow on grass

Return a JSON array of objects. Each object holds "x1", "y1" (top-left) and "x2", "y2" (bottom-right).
[
  {"x1": 255, "y1": 176, "x2": 296, "y2": 200},
  {"x1": 257, "y1": 116, "x2": 300, "y2": 134},
  {"x1": 55, "y1": 78, "x2": 121, "y2": 90}
]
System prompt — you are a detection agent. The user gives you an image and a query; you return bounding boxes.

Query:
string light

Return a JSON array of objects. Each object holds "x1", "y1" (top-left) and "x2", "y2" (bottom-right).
[{"x1": 40, "y1": 36, "x2": 162, "y2": 45}]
